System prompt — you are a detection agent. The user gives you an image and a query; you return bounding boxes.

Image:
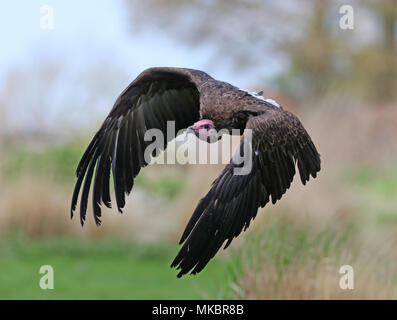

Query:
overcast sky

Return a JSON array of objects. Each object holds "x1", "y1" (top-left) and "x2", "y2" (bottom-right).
[
  {"x1": 2, "y1": 0, "x2": 381, "y2": 138},
  {"x1": 0, "y1": 0, "x2": 286, "y2": 137},
  {"x1": 0, "y1": 0, "x2": 262, "y2": 87}
]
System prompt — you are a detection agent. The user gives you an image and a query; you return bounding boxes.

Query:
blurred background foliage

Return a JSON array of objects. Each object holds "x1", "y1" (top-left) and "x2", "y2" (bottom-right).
[
  {"x1": 0, "y1": 0, "x2": 396, "y2": 299},
  {"x1": 126, "y1": 0, "x2": 397, "y2": 101}
]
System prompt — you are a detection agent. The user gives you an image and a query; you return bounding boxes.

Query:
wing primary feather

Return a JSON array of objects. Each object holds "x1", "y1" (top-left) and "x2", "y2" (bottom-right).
[
  {"x1": 91, "y1": 131, "x2": 113, "y2": 221},
  {"x1": 111, "y1": 126, "x2": 125, "y2": 213},
  {"x1": 75, "y1": 131, "x2": 100, "y2": 177},
  {"x1": 92, "y1": 154, "x2": 103, "y2": 226},
  {"x1": 79, "y1": 154, "x2": 97, "y2": 226},
  {"x1": 71, "y1": 171, "x2": 85, "y2": 218},
  {"x1": 101, "y1": 131, "x2": 115, "y2": 208},
  {"x1": 124, "y1": 112, "x2": 135, "y2": 194},
  {"x1": 71, "y1": 137, "x2": 100, "y2": 218},
  {"x1": 178, "y1": 192, "x2": 214, "y2": 244}
]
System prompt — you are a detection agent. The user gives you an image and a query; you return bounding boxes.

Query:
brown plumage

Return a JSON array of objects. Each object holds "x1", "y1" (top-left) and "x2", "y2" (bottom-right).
[{"x1": 71, "y1": 67, "x2": 321, "y2": 277}]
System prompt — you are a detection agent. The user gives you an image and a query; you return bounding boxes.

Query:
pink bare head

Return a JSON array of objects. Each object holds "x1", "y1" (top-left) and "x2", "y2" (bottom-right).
[
  {"x1": 187, "y1": 119, "x2": 218, "y2": 143},
  {"x1": 191, "y1": 120, "x2": 215, "y2": 131}
]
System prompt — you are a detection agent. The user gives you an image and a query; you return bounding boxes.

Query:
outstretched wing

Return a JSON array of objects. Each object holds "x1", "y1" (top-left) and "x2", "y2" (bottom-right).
[
  {"x1": 71, "y1": 67, "x2": 211, "y2": 226},
  {"x1": 171, "y1": 110, "x2": 321, "y2": 277}
]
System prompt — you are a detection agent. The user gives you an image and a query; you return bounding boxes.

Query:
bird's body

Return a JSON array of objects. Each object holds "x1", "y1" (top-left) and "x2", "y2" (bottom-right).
[
  {"x1": 199, "y1": 77, "x2": 281, "y2": 131},
  {"x1": 71, "y1": 67, "x2": 321, "y2": 277}
]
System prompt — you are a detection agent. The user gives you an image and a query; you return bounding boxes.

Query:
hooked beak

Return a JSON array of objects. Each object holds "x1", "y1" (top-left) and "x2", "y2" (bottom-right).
[
  {"x1": 184, "y1": 126, "x2": 196, "y2": 140},
  {"x1": 186, "y1": 126, "x2": 195, "y2": 134}
]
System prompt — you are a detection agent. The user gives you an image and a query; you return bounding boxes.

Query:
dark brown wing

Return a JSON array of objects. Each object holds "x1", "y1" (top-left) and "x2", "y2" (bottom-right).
[
  {"x1": 71, "y1": 67, "x2": 211, "y2": 226},
  {"x1": 171, "y1": 110, "x2": 321, "y2": 277}
]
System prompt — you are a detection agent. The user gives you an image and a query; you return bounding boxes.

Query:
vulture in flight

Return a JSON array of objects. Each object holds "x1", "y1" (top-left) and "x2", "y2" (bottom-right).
[{"x1": 71, "y1": 67, "x2": 321, "y2": 277}]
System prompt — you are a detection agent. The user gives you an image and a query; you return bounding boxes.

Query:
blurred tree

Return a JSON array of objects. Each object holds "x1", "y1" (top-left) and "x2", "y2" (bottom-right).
[
  {"x1": 275, "y1": 0, "x2": 339, "y2": 98},
  {"x1": 350, "y1": 0, "x2": 397, "y2": 101},
  {"x1": 125, "y1": 0, "x2": 306, "y2": 79},
  {"x1": 125, "y1": 0, "x2": 397, "y2": 102}
]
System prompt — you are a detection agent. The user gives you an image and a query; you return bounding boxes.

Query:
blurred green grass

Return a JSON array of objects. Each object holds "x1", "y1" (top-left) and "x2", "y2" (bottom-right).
[
  {"x1": 232, "y1": 219, "x2": 352, "y2": 279},
  {"x1": 346, "y1": 164, "x2": 397, "y2": 226},
  {"x1": 350, "y1": 164, "x2": 397, "y2": 197},
  {"x1": 0, "y1": 233, "x2": 235, "y2": 299},
  {"x1": 1, "y1": 122, "x2": 397, "y2": 299},
  {"x1": 1, "y1": 141, "x2": 186, "y2": 198},
  {"x1": 231, "y1": 215, "x2": 397, "y2": 299},
  {"x1": 1, "y1": 140, "x2": 85, "y2": 184}
]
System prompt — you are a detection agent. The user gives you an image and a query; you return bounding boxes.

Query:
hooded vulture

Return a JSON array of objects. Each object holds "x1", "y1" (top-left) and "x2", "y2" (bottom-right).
[{"x1": 71, "y1": 67, "x2": 321, "y2": 277}]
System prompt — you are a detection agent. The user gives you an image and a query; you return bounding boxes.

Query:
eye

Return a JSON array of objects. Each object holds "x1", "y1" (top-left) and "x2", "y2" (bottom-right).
[{"x1": 203, "y1": 124, "x2": 210, "y2": 130}]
